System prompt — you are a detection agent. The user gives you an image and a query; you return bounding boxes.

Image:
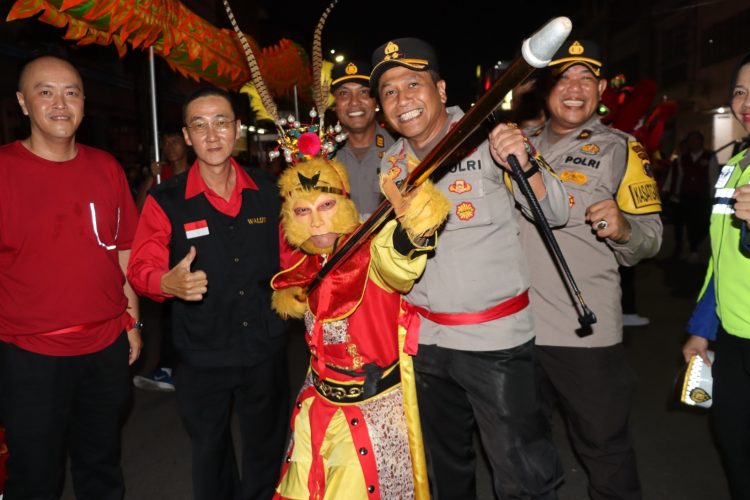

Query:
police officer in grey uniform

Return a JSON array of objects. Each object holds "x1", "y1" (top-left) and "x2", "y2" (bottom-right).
[
  {"x1": 521, "y1": 40, "x2": 663, "y2": 500},
  {"x1": 331, "y1": 60, "x2": 394, "y2": 219},
  {"x1": 371, "y1": 37, "x2": 569, "y2": 499}
]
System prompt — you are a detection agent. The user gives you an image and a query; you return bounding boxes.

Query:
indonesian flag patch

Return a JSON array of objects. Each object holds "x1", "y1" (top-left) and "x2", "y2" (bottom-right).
[{"x1": 184, "y1": 220, "x2": 209, "y2": 239}]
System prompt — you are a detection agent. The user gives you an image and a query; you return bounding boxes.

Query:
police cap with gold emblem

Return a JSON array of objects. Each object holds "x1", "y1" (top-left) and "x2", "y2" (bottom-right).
[
  {"x1": 331, "y1": 60, "x2": 371, "y2": 91},
  {"x1": 548, "y1": 39, "x2": 603, "y2": 77},
  {"x1": 370, "y1": 38, "x2": 438, "y2": 90}
]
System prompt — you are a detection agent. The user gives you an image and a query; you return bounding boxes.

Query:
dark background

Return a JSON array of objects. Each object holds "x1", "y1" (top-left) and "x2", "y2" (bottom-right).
[{"x1": 257, "y1": 0, "x2": 583, "y2": 107}]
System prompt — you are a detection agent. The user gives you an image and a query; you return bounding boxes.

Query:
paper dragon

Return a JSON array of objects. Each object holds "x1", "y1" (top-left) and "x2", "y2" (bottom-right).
[{"x1": 6, "y1": 0, "x2": 314, "y2": 105}]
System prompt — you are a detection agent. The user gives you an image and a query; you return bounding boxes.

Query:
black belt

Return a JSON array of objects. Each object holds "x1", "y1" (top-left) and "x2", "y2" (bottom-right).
[{"x1": 312, "y1": 363, "x2": 400, "y2": 403}]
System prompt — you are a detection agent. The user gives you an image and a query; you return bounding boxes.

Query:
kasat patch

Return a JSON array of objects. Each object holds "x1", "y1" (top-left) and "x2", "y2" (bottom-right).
[
  {"x1": 577, "y1": 129, "x2": 592, "y2": 139},
  {"x1": 448, "y1": 180, "x2": 473, "y2": 194},
  {"x1": 560, "y1": 171, "x2": 588, "y2": 185},
  {"x1": 456, "y1": 201, "x2": 476, "y2": 221},
  {"x1": 627, "y1": 181, "x2": 660, "y2": 209}
]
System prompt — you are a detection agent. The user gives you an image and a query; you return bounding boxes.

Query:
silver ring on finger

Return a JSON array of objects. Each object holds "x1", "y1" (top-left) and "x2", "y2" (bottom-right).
[{"x1": 595, "y1": 219, "x2": 608, "y2": 231}]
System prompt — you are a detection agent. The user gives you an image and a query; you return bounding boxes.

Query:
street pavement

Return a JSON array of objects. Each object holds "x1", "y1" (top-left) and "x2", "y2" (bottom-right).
[{"x1": 60, "y1": 229, "x2": 730, "y2": 499}]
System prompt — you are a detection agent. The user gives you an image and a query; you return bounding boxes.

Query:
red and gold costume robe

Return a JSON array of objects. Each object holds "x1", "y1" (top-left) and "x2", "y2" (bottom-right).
[{"x1": 272, "y1": 220, "x2": 429, "y2": 500}]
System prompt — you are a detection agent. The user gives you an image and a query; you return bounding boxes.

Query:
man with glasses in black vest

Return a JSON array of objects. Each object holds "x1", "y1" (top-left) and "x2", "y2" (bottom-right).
[{"x1": 127, "y1": 87, "x2": 289, "y2": 500}]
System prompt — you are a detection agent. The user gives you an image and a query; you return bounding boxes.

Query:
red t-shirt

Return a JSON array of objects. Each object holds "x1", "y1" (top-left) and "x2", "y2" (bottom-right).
[{"x1": 0, "y1": 141, "x2": 138, "y2": 356}]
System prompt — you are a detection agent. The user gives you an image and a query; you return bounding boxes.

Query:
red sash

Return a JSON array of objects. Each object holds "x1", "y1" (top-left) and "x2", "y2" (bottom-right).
[
  {"x1": 401, "y1": 290, "x2": 530, "y2": 355},
  {"x1": 34, "y1": 317, "x2": 114, "y2": 336}
]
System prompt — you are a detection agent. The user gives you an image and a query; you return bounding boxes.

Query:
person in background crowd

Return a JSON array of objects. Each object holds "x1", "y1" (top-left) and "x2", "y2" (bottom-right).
[
  {"x1": 132, "y1": 128, "x2": 192, "y2": 392},
  {"x1": 127, "y1": 87, "x2": 288, "y2": 500},
  {"x1": 620, "y1": 265, "x2": 651, "y2": 327},
  {"x1": 135, "y1": 129, "x2": 192, "y2": 211},
  {"x1": 522, "y1": 39, "x2": 662, "y2": 500},
  {"x1": 683, "y1": 52, "x2": 750, "y2": 500},
  {"x1": 0, "y1": 54, "x2": 142, "y2": 500},
  {"x1": 372, "y1": 37, "x2": 569, "y2": 499},
  {"x1": 125, "y1": 163, "x2": 143, "y2": 199},
  {"x1": 663, "y1": 130, "x2": 719, "y2": 263},
  {"x1": 330, "y1": 60, "x2": 395, "y2": 219},
  {"x1": 513, "y1": 77, "x2": 548, "y2": 129}
]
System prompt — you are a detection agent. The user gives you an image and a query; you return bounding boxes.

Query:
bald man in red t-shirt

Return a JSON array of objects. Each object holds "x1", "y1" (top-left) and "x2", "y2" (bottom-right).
[{"x1": 0, "y1": 55, "x2": 141, "y2": 499}]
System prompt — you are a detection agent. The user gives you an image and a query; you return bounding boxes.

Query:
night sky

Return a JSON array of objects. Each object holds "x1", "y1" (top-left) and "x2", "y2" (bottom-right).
[{"x1": 258, "y1": 0, "x2": 583, "y2": 108}]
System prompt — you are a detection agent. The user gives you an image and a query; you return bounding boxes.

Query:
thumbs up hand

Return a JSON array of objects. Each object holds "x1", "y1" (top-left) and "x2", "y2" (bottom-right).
[{"x1": 160, "y1": 246, "x2": 208, "y2": 301}]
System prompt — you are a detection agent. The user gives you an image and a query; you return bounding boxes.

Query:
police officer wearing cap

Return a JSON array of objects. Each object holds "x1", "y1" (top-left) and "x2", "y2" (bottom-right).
[
  {"x1": 520, "y1": 39, "x2": 663, "y2": 499},
  {"x1": 371, "y1": 37, "x2": 569, "y2": 499},
  {"x1": 330, "y1": 60, "x2": 394, "y2": 219}
]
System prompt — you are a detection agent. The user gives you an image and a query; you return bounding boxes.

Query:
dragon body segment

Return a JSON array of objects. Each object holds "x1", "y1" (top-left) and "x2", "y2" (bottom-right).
[{"x1": 7, "y1": 0, "x2": 313, "y2": 97}]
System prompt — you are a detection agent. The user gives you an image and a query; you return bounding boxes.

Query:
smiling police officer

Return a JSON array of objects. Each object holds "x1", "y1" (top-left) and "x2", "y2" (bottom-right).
[
  {"x1": 521, "y1": 39, "x2": 663, "y2": 500},
  {"x1": 330, "y1": 60, "x2": 395, "y2": 219}
]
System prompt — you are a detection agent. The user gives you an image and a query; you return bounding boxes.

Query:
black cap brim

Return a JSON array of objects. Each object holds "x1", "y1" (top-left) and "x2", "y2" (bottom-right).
[
  {"x1": 550, "y1": 60, "x2": 602, "y2": 77},
  {"x1": 370, "y1": 58, "x2": 430, "y2": 92},
  {"x1": 331, "y1": 75, "x2": 370, "y2": 91}
]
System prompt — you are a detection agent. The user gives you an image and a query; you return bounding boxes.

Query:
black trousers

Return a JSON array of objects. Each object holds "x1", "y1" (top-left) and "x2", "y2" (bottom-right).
[
  {"x1": 0, "y1": 332, "x2": 130, "y2": 500},
  {"x1": 712, "y1": 328, "x2": 750, "y2": 500},
  {"x1": 174, "y1": 348, "x2": 289, "y2": 500},
  {"x1": 414, "y1": 340, "x2": 562, "y2": 500},
  {"x1": 159, "y1": 301, "x2": 176, "y2": 368},
  {"x1": 535, "y1": 344, "x2": 641, "y2": 500}
]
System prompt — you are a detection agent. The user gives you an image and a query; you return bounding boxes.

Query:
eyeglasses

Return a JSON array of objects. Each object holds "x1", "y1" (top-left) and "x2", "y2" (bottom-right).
[
  {"x1": 186, "y1": 119, "x2": 236, "y2": 134},
  {"x1": 89, "y1": 202, "x2": 119, "y2": 250}
]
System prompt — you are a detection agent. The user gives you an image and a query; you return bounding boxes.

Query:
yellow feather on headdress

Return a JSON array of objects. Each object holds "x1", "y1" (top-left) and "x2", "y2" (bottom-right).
[
  {"x1": 240, "y1": 83, "x2": 274, "y2": 123},
  {"x1": 322, "y1": 60, "x2": 335, "y2": 108}
]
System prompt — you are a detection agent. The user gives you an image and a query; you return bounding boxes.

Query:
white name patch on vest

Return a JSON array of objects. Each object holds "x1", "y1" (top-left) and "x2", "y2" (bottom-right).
[
  {"x1": 715, "y1": 165, "x2": 735, "y2": 189},
  {"x1": 184, "y1": 220, "x2": 209, "y2": 239}
]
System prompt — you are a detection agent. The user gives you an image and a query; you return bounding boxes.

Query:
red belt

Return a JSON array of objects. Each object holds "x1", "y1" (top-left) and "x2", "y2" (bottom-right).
[
  {"x1": 401, "y1": 290, "x2": 530, "y2": 355},
  {"x1": 409, "y1": 289, "x2": 529, "y2": 325}
]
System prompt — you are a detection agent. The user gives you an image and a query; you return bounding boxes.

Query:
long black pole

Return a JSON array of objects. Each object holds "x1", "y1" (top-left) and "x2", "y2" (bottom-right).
[{"x1": 507, "y1": 155, "x2": 597, "y2": 328}]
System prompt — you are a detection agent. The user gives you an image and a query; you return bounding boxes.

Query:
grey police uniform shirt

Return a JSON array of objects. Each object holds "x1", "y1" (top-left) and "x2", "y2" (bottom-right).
[
  {"x1": 521, "y1": 115, "x2": 663, "y2": 348},
  {"x1": 335, "y1": 123, "x2": 395, "y2": 219},
  {"x1": 382, "y1": 106, "x2": 570, "y2": 351}
]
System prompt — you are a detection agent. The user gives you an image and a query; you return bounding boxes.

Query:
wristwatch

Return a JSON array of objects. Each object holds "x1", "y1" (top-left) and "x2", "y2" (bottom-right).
[{"x1": 127, "y1": 317, "x2": 144, "y2": 331}]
